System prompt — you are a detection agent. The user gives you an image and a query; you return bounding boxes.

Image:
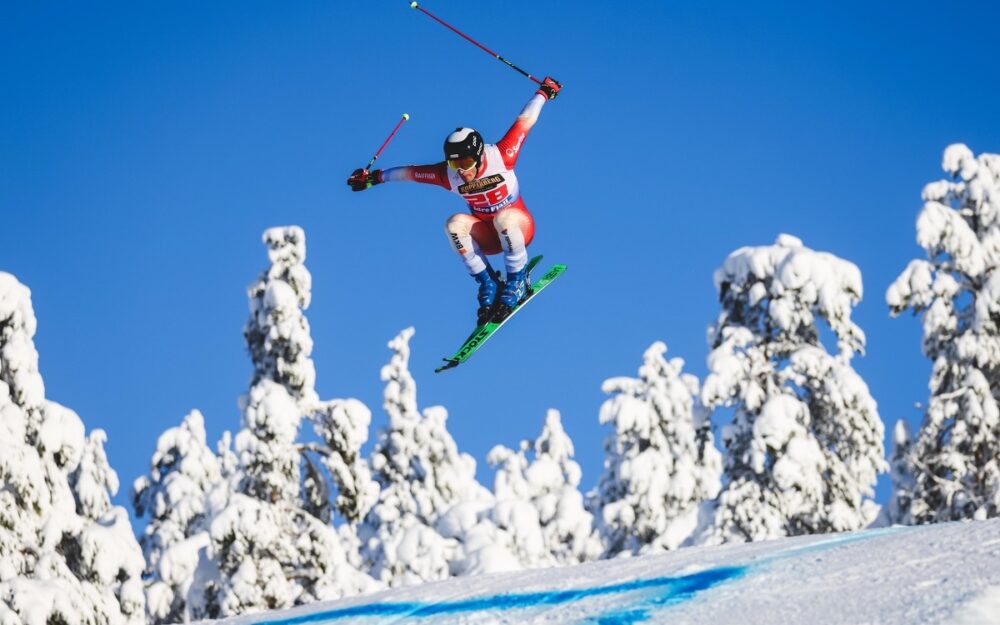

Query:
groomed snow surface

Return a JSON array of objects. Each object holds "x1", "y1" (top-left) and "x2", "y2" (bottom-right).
[{"x1": 213, "y1": 518, "x2": 1000, "y2": 625}]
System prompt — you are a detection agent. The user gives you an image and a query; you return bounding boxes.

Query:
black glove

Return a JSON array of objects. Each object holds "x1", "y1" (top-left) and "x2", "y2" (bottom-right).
[
  {"x1": 538, "y1": 77, "x2": 562, "y2": 100},
  {"x1": 347, "y1": 168, "x2": 382, "y2": 192}
]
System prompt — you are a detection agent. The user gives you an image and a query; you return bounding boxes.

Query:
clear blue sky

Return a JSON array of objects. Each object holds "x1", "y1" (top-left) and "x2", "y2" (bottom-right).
[{"x1": 3, "y1": 1, "x2": 999, "y2": 513}]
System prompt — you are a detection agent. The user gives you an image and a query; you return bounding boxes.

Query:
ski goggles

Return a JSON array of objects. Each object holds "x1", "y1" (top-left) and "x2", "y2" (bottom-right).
[{"x1": 447, "y1": 156, "x2": 478, "y2": 171}]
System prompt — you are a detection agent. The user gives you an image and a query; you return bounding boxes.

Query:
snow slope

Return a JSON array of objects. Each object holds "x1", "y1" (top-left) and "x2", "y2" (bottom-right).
[{"x1": 211, "y1": 519, "x2": 1000, "y2": 625}]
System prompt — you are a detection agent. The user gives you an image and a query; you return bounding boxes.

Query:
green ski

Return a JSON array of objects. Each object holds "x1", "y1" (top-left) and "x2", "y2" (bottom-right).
[{"x1": 436, "y1": 258, "x2": 566, "y2": 373}]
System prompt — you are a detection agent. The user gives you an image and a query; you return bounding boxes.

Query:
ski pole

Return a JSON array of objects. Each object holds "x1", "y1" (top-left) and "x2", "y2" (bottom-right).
[
  {"x1": 365, "y1": 113, "x2": 410, "y2": 171},
  {"x1": 409, "y1": 2, "x2": 542, "y2": 85}
]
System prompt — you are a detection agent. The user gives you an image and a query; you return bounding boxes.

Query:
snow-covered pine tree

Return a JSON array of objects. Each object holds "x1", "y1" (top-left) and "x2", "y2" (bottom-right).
[
  {"x1": 525, "y1": 410, "x2": 600, "y2": 564},
  {"x1": 440, "y1": 410, "x2": 596, "y2": 577},
  {"x1": 440, "y1": 416, "x2": 590, "y2": 577},
  {"x1": 227, "y1": 381, "x2": 374, "y2": 607},
  {"x1": 303, "y1": 397, "x2": 379, "y2": 581},
  {"x1": 0, "y1": 272, "x2": 145, "y2": 625},
  {"x1": 887, "y1": 144, "x2": 1000, "y2": 523},
  {"x1": 460, "y1": 441, "x2": 546, "y2": 575},
  {"x1": 131, "y1": 410, "x2": 225, "y2": 623},
  {"x1": 703, "y1": 234, "x2": 886, "y2": 543},
  {"x1": 593, "y1": 342, "x2": 721, "y2": 556},
  {"x1": 359, "y1": 327, "x2": 492, "y2": 587},
  {"x1": 244, "y1": 226, "x2": 318, "y2": 408},
  {"x1": 511, "y1": 409, "x2": 600, "y2": 565},
  {"x1": 247, "y1": 226, "x2": 378, "y2": 528},
  {"x1": 309, "y1": 398, "x2": 379, "y2": 525},
  {"x1": 885, "y1": 420, "x2": 915, "y2": 525},
  {"x1": 193, "y1": 228, "x2": 373, "y2": 617}
]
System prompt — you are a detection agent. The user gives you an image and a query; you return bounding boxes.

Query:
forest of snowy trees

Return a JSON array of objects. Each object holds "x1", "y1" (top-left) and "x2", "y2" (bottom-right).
[{"x1": 3, "y1": 143, "x2": 1000, "y2": 624}]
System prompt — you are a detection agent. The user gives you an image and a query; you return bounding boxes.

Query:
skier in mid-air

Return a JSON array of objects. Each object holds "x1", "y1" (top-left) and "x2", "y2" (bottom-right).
[{"x1": 347, "y1": 77, "x2": 561, "y2": 325}]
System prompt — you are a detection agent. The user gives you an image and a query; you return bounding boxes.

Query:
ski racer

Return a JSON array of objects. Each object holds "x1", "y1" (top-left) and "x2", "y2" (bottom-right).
[{"x1": 347, "y1": 77, "x2": 562, "y2": 324}]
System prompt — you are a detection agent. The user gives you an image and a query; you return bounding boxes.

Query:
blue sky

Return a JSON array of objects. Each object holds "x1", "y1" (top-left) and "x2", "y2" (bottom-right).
[{"x1": 3, "y1": 1, "x2": 1000, "y2": 514}]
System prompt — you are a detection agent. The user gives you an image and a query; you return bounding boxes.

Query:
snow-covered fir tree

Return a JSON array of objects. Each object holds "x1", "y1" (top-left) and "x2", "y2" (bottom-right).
[
  {"x1": 244, "y1": 226, "x2": 318, "y2": 408},
  {"x1": 592, "y1": 342, "x2": 721, "y2": 556},
  {"x1": 309, "y1": 398, "x2": 379, "y2": 525},
  {"x1": 192, "y1": 227, "x2": 373, "y2": 617},
  {"x1": 489, "y1": 409, "x2": 600, "y2": 567},
  {"x1": 481, "y1": 441, "x2": 548, "y2": 572},
  {"x1": 244, "y1": 226, "x2": 378, "y2": 526},
  {"x1": 703, "y1": 234, "x2": 886, "y2": 543},
  {"x1": 0, "y1": 272, "x2": 145, "y2": 625},
  {"x1": 435, "y1": 410, "x2": 597, "y2": 577},
  {"x1": 131, "y1": 410, "x2": 225, "y2": 624},
  {"x1": 359, "y1": 327, "x2": 492, "y2": 587},
  {"x1": 471, "y1": 408, "x2": 598, "y2": 575},
  {"x1": 885, "y1": 420, "x2": 916, "y2": 526},
  {"x1": 887, "y1": 144, "x2": 1000, "y2": 523},
  {"x1": 529, "y1": 410, "x2": 600, "y2": 564}
]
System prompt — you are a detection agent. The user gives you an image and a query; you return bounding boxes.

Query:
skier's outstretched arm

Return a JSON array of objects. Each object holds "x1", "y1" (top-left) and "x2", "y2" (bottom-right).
[
  {"x1": 380, "y1": 163, "x2": 451, "y2": 188},
  {"x1": 347, "y1": 163, "x2": 450, "y2": 192},
  {"x1": 496, "y1": 77, "x2": 561, "y2": 169}
]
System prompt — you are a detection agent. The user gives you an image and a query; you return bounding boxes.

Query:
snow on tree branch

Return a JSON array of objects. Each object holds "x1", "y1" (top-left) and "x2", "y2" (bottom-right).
[
  {"x1": 360, "y1": 327, "x2": 491, "y2": 587},
  {"x1": 475, "y1": 409, "x2": 600, "y2": 573},
  {"x1": 310, "y1": 398, "x2": 378, "y2": 524},
  {"x1": 886, "y1": 144, "x2": 1000, "y2": 524},
  {"x1": 0, "y1": 272, "x2": 145, "y2": 625},
  {"x1": 177, "y1": 227, "x2": 375, "y2": 618},
  {"x1": 244, "y1": 226, "x2": 318, "y2": 407},
  {"x1": 704, "y1": 236, "x2": 885, "y2": 543},
  {"x1": 131, "y1": 410, "x2": 225, "y2": 623},
  {"x1": 593, "y1": 342, "x2": 721, "y2": 555}
]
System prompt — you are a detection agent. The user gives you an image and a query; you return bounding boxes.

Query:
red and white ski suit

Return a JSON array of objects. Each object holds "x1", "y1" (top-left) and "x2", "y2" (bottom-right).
[{"x1": 378, "y1": 91, "x2": 548, "y2": 275}]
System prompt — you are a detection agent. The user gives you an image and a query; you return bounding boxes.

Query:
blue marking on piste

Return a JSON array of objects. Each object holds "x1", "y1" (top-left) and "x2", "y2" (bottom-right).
[
  {"x1": 256, "y1": 565, "x2": 745, "y2": 625},
  {"x1": 582, "y1": 607, "x2": 653, "y2": 625}
]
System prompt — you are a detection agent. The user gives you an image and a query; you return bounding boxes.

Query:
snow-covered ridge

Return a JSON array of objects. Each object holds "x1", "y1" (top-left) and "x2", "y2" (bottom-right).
[{"x1": 211, "y1": 519, "x2": 1000, "y2": 625}]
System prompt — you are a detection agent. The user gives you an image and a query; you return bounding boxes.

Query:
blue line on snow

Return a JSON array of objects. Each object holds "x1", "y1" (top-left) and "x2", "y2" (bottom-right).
[
  {"x1": 248, "y1": 527, "x2": 903, "y2": 625},
  {"x1": 584, "y1": 608, "x2": 651, "y2": 625},
  {"x1": 257, "y1": 566, "x2": 746, "y2": 624},
  {"x1": 576, "y1": 530, "x2": 900, "y2": 625}
]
